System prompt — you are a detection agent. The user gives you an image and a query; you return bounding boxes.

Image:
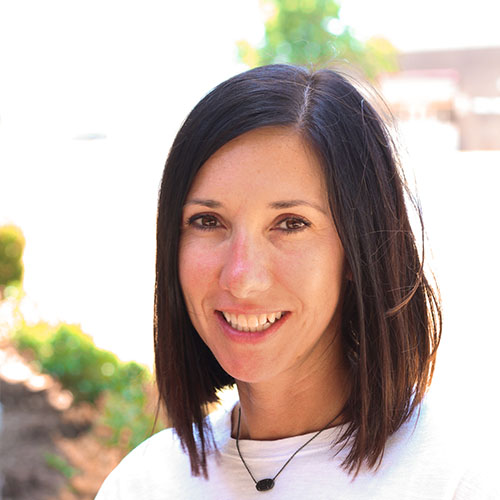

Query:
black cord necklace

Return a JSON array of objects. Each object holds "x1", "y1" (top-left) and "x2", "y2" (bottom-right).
[{"x1": 235, "y1": 406, "x2": 343, "y2": 492}]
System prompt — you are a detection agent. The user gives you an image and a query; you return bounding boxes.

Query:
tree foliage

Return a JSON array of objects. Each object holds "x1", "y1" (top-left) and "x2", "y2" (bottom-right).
[{"x1": 237, "y1": 0, "x2": 397, "y2": 79}]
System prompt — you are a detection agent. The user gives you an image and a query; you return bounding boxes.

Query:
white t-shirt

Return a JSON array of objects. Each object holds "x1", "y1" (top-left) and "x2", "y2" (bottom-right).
[{"x1": 95, "y1": 401, "x2": 497, "y2": 499}]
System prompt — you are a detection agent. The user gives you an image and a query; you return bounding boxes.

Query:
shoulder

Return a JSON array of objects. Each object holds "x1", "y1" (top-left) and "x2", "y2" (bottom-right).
[
  {"x1": 377, "y1": 398, "x2": 499, "y2": 499},
  {"x1": 95, "y1": 427, "x2": 189, "y2": 499},
  {"x1": 95, "y1": 407, "x2": 233, "y2": 500},
  {"x1": 452, "y1": 462, "x2": 499, "y2": 500}
]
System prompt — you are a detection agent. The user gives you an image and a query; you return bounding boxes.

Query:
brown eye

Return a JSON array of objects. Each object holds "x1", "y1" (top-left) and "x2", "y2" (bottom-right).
[
  {"x1": 186, "y1": 214, "x2": 221, "y2": 231},
  {"x1": 276, "y1": 217, "x2": 311, "y2": 233},
  {"x1": 285, "y1": 219, "x2": 305, "y2": 230},
  {"x1": 200, "y1": 215, "x2": 218, "y2": 227}
]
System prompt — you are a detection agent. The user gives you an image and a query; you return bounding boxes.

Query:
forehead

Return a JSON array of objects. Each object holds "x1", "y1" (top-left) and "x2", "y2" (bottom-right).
[{"x1": 186, "y1": 127, "x2": 328, "y2": 204}]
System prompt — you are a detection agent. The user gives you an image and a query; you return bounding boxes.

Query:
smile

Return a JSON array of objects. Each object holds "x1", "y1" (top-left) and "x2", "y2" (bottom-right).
[{"x1": 220, "y1": 311, "x2": 285, "y2": 332}]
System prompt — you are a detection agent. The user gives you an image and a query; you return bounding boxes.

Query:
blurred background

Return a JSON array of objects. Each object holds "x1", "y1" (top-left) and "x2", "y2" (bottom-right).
[{"x1": 1, "y1": 0, "x2": 499, "y2": 498}]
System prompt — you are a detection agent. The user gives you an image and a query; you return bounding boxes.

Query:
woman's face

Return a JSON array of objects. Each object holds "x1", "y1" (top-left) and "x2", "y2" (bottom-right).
[{"x1": 179, "y1": 127, "x2": 346, "y2": 385}]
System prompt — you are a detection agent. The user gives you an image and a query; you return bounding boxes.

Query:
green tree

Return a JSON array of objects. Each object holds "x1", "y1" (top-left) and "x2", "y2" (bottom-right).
[
  {"x1": 237, "y1": 0, "x2": 397, "y2": 79},
  {"x1": 0, "y1": 224, "x2": 25, "y2": 299}
]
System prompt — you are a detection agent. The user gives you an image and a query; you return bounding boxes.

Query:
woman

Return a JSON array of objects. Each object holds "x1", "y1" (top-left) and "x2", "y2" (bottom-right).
[{"x1": 96, "y1": 65, "x2": 492, "y2": 499}]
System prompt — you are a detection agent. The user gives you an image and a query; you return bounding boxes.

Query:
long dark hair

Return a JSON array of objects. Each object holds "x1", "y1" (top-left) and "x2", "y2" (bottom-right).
[{"x1": 155, "y1": 64, "x2": 441, "y2": 477}]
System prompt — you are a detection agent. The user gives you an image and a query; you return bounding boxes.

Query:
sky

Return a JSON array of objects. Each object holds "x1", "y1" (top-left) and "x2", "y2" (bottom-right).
[{"x1": 1, "y1": 0, "x2": 499, "y2": 376}]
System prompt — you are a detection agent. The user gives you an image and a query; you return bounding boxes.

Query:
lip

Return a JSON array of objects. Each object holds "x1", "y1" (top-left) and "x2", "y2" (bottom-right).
[
  {"x1": 215, "y1": 310, "x2": 289, "y2": 344},
  {"x1": 216, "y1": 306, "x2": 285, "y2": 315}
]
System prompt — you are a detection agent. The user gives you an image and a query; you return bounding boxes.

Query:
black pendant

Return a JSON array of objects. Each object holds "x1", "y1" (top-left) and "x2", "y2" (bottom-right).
[{"x1": 256, "y1": 478, "x2": 275, "y2": 491}]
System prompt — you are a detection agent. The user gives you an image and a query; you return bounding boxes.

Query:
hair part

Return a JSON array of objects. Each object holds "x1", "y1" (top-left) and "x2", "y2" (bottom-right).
[{"x1": 154, "y1": 64, "x2": 441, "y2": 477}]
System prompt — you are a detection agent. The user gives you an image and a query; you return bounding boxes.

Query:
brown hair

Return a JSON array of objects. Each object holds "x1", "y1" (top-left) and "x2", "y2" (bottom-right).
[{"x1": 154, "y1": 64, "x2": 441, "y2": 476}]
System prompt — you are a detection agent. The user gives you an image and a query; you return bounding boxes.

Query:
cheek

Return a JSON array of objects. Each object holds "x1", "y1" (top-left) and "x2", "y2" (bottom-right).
[
  {"x1": 278, "y1": 244, "x2": 344, "y2": 324},
  {"x1": 179, "y1": 240, "x2": 219, "y2": 304},
  {"x1": 278, "y1": 243, "x2": 344, "y2": 310}
]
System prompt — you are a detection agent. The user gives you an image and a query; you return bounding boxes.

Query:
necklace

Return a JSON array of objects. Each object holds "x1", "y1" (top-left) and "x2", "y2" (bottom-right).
[{"x1": 235, "y1": 406, "x2": 343, "y2": 492}]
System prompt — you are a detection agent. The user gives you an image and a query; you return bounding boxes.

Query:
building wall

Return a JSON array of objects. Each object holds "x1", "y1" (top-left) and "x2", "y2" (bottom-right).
[{"x1": 390, "y1": 47, "x2": 500, "y2": 150}]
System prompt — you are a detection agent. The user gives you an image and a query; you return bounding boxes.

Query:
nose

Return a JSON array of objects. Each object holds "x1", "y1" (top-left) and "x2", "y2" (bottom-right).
[{"x1": 218, "y1": 231, "x2": 272, "y2": 298}]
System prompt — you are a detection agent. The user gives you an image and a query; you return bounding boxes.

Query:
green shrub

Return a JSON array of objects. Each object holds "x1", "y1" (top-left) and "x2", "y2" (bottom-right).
[
  {"x1": 99, "y1": 382, "x2": 157, "y2": 451},
  {"x1": 44, "y1": 452, "x2": 79, "y2": 479},
  {"x1": 13, "y1": 322, "x2": 53, "y2": 355},
  {"x1": 13, "y1": 321, "x2": 161, "y2": 450},
  {"x1": 99, "y1": 361, "x2": 158, "y2": 450},
  {"x1": 13, "y1": 323, "x2": 151, "y2": 403},
  {"x1": 14, "y1": 323, "x2": 119, "y2": 403},
  {"x1": 0, "y1": 225, "x2": 25, "y2": 298}
]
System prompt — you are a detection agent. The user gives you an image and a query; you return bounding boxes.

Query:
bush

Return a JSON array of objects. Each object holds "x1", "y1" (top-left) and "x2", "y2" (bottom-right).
[
  {"x1": 13, "y1": 321, "x2": 162, "y2": 451},
  {"x1": 14, "y1": 323, "x2": 124, "y2": 403},
  {"x1": 0, "y1": 225, "x2": 25, "y2": 298},
  {"x1": 99, "y1": 384, "x2": 157, "y2": 451},
  {"x1": 98, "y1": 360, "x2": 158, "y2": 451}
]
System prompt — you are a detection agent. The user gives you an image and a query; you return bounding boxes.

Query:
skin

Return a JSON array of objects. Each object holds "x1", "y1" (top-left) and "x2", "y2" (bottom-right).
[{"x1": 179, "y1": 126, "x2": 350, "y2": 440}]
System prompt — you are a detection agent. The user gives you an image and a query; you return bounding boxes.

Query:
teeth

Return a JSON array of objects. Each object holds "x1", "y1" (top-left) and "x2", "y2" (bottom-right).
[
  {"x1": 220, "y1": 311, "x2": 285, "y2": 332},
  {"x1": 237, "y1": 314, "x2": 248, "y2": 328},
  {"x1": 248, "y1": 315, "x2": 259, "y2": 328}
]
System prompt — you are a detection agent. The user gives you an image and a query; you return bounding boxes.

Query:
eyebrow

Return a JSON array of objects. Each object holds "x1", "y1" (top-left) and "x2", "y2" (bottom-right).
[
  {"x1": 268, "y1": 199, "x2": 327, "y2": 214},
  {"x1": 184, "y1": 198, "x2": 327, "y2": 214},
  {"x1": 184, "y1": 199, "x2": 222, "y2": 208}
]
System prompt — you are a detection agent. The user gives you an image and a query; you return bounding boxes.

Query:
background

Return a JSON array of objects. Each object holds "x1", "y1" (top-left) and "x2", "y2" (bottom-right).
[{"x1": 1, "y1": 1, "x2": 499, "y2": 498}]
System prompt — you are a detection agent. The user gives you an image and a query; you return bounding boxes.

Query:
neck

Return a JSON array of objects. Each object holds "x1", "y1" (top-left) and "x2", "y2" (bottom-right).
[{"x1": 232, "y1": 356, "x2": 350, "y2": 440}]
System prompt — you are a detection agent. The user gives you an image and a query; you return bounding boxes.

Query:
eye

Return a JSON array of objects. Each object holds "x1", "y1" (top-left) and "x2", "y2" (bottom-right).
[
  {"x1": 186, "y1": 214, "x2": 222, "y2": 231},
  {"x1": 275, "y1": 217, "x2": 311, "y2": 233}
]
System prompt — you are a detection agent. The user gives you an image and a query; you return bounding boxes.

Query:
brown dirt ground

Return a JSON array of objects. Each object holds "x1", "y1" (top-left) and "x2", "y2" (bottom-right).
[{"x1": 0, "y1": 344, "x2": 129, "y2": 500}]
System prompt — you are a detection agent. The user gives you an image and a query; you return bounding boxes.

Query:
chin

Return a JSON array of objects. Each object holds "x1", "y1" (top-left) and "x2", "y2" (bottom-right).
[{"x1": 214, "y1": 350, "x2": 277, "y2": 385}]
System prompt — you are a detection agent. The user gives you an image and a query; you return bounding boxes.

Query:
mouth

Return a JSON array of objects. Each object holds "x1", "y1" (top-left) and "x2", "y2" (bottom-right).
[{"x1": 218, "y1": 311, "x2": 287, "y2": 332}]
